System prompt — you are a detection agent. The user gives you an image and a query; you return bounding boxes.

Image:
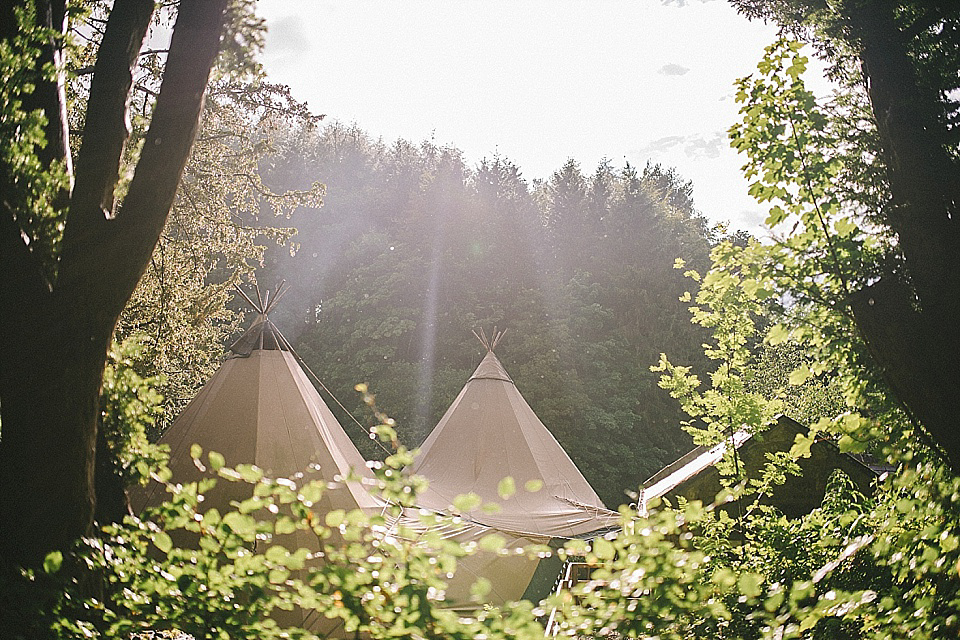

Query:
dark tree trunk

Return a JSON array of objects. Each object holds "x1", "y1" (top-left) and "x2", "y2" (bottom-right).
[
  {"x1": 0, "y1": 0, "x2": 230, "y2": 579},
  {"x1": 840, "y1": 0, "x2": 960, "y2": 472},
  {"x1": 0, "y1": 312, "x2": 115, "y2": 563}
]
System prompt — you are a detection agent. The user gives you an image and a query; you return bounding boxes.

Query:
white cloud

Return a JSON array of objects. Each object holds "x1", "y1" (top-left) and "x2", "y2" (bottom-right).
[
  {"x1": 637, "y1": 132, "x2": 725, "y2": 160},
  {"x1": 658, "y1": 63, "x2": 690, "y2": 76},
  {"x1": 683, "y1": 132, "x2": 725, "y2": 159},
  {"x1": 267, "y1": 16, "x2": 312, "y2": 55}
]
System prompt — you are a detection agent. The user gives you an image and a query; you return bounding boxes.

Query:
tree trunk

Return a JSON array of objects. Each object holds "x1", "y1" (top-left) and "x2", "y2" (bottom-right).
[
  {"x1": 0, "y1": 312, "x2": 115, "y2": 565},
  {"x1": 0, "y1": 0, "x2": 230, "y2": 579},
  {"x1": 841, "y1": 1, "x2": 960, "y2": 472}
]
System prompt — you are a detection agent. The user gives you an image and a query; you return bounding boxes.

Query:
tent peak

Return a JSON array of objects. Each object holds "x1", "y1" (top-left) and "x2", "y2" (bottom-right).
[
  {"x1": 228, "y1": 282, "x2": 290, "y2": 355},
  {"x1": 472, "y1": 326, "x2": 507, "y2": 353},
  {"x1": 234, "y1": 281, "x2": 288, "y2": 316},
  {"x1": 469, "y1": 350, "x2": 513, "y2": 383}
]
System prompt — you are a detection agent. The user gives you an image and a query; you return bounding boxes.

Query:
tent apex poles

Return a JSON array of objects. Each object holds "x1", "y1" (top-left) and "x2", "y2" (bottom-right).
[
  {"x1": 233, "y1": 281, "x2": 289, "y2": 317},
  {"x1": 266, "y1": 280, "x2": 288, "y2": 314},
  {"x1": 233, "y1": 284, "x2": 262, "y2": 314},
  {"x1": 254, "y1": 284, "x2": 265, "y2": 311},
  {"x1": 472, "y1": 326, "x2": 508, "y2": 352}
]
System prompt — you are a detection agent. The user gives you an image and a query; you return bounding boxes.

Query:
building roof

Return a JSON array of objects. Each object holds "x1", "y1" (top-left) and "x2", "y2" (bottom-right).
[{"x1": 638, "y1": 415, "x2": 878, "y2": 517}]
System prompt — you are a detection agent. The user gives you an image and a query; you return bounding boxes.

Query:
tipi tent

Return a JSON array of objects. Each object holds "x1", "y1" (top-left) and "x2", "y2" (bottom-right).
[
  {"x1": 390, "y1": 512, "x2": 553, "y2": 608},
  {"x1": 132, "y1": 289, "x2": 379, "y2": 517},
  {"x1": 405, "y1": 332, "x2": 619, "y2": 608},
  {"x1": 131, "y1": 288, "x2": 381, "y2": 634}
]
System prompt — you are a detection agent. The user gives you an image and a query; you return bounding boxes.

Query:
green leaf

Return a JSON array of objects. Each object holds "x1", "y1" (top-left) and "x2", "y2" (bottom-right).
[
  {"x1": 524, "y1": 479, "x2": 544, "y2": 493},
  {"x1": 43, "y1": 550, "x2": 63, "y2": 574},
  {"x1": 453, "y1": 492, "x2": 482, "y2": 513},
  {"x1": 712, "y1": 567, "x2": 736, "y2": 589},
  {"x1": 190, "y1": 443, "x2": 202, "y2": 460},
  {"x1": 479, "y1": 533, "x2": 507, "y2": 553},
  {"x1": 591, "y1": 536, "x2": 615, "y2": 560},
  {"x1": 201, "y1": 508, "x2": 221, "y2": 527},
  {"x1": 791, "y1": 433, "x2": 814, "y2": 458},
  {"x1": 154, "y1": 531, "x2": 173, "y2": 554},
  {"x1": 788, "y1": 365, "x2": 813, "y2": 386},
  {"x1": 565, "y1": 539, "x2": 589, "y2": 556},
  {"x1": 834, "y1": 216, "x2": 857, "y2": 236},
  {"x1": 837, "y1": 434, "x2": 867, "y2": 453},
  {"x1": 298, "y1": 482, "x2": 324, "y2": 505},
  {"x1": 738, "y1": 572, "x2": 763, "y2": 598},
  {"x1": 325, "y1": 509, "x2": 345, "y2": 527},
  {"x1": 497, "y1": 476, "x2": 516, "y2": 499},
  {"x1": 274, "y1": 517, "x2": 297, "y2": 535},
  {"x1": 235, "y1": 464, "x2": 263, "y2": 483},
  {"x1": 470, "y1": 577, "x2": 492, "y2": 599},
  {"x1": 208, "y1": 450, "x2": 225, "y2": 471},
  {"x1": 268, "y1": 568, "x2": 290, "y2": 584},
  {"x1": 765, "y1": 205, "x2": 787, "y2": 226},
  {"x1": 223, "y1": 511, "x2": 257, "y2": 536},
  {"x1": 265, "y1": 545, "x2": 289, "y2": 564},
  {"x1": 287, "y1": 548, "x2": 308, "y2": 570}
]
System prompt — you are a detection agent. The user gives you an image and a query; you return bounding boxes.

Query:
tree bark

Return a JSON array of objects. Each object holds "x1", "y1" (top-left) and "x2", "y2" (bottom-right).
[
  {"x1": 0, "y1": 0, "x2": 229, "y2": 574},
  {"x1": 841, "y1": 0, "x2": 960, "y2": 471}
]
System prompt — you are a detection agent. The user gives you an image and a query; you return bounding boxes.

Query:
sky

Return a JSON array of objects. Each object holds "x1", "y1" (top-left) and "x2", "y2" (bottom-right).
[{"x1": 256, "y1": 0, "x2": 789, "y2": 233}]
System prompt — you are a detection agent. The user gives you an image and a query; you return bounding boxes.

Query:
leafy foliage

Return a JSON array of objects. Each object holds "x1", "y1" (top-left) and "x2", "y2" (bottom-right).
[
  {"x1": 0, "y1": 3, "x2": 70, "y2": 281},
  {"x1": 6, "y1": 2, "x2": 960, "y2": 637},
  {"x1": 99, "y1": 338, "x2": 168, "y2": 490},
  {"x1": 52, "y1": 4, "x2": 325, "y2": 434},
  {"x1": 549, "y1": 34, "x2": 960, "y2": 640},
  {"x1": 113, "y1": 77, "x2": 323, "y2": 431},
  {"x1": 29, "y1": 429, "x2": 547, "y2": 640}
]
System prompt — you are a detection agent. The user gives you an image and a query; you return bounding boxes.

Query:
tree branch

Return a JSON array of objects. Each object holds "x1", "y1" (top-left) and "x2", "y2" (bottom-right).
[
  {"x1": 62, "y1": 0, "x2": 155, "y2": 259},
  {"x1": 59, "y1": 0, "x2": 229, "y2": 317},
  {"x1": 847, "y1": 1, "x2": 960, "y2": 315},
  {"x1": 0, "y1": 202, "x2": 51, "y2": 319},
  {"x1": 901, "y1": 4, "x2": 960, "y2": 42}
]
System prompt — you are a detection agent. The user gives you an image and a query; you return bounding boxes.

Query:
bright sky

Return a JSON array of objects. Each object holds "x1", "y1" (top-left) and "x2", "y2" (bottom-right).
[{"x1": 257, "y1": 0, "x2": 785, "y2": 232}]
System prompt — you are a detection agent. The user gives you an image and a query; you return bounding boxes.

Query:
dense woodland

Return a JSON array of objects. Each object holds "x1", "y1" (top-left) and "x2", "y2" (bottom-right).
[
  {"x1": 253, "y1": 125, "x2": 723, "y2": 506},
  {"x1": 3, "y1": 0, "x2": 960, "y2": 638}
]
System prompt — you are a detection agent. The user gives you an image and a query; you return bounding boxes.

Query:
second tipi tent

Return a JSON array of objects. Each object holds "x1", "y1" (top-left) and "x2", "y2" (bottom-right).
[
  {"x1": 411, "y1": 342, "x2": 618, "y2": 538},
  {"x1": 405, "y1": 333, "x2": 618, "y2": 608}
]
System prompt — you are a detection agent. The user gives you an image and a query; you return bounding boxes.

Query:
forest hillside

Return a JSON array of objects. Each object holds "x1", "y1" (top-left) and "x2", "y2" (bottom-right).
[{"x1": 255, "y1": 123, "x2": 727, "y2": 506}]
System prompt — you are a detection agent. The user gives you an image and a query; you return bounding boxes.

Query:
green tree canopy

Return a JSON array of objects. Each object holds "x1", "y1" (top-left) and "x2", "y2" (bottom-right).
[{"x1": 254, "y1": 123, "x2": 722, "y2": 505}]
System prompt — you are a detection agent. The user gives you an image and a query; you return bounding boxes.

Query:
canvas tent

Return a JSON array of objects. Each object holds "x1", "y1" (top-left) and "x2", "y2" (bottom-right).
[
  {"x1": 404, "y1": 335, "x2": 619, "y2": 608},
  {"x1": 132, "y1": 298, "x2": 379, "y2": 517},
  {"x1": 389, "y1": 513, "x2": 556, "y2": 608},
  {"x1": 130, "y1": 290, "x2": 381, "y2": 633}
]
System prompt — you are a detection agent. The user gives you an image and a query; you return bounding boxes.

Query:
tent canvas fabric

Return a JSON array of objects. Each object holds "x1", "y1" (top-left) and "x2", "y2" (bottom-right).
[
  {"x1": 129, "y1": 311, "x2": 380, "y2": 635},
  {"x1": 411, "y1": 350, "x2": 618, "y2": 539},
  {"x1": 131, "y1": 320, "x2": 379, "y2": 516},
  {"x1": 390, "y1": 510, "x2": 551, "y2": 610},
  {"x1": 405, "y1": 349, "x2": 618, "y2": 610}
]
